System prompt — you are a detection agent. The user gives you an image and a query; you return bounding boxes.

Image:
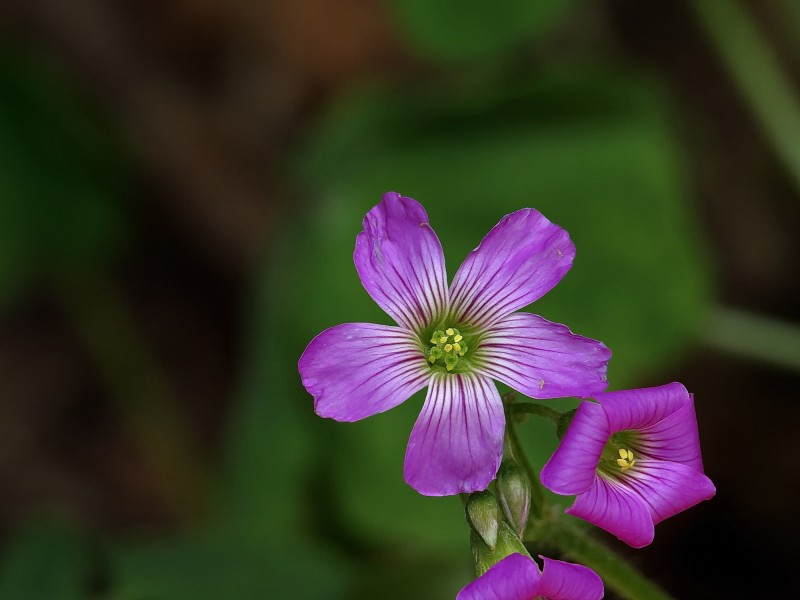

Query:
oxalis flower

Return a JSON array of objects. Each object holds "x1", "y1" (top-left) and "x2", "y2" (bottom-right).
[
  {"x1": 298, "y1": 192, "x2": 610, "y2": 496},
  {"x1": 457, "y1": 553, "x2": 604, "y2": 600},
  {"x1": 540, "y1": 383, "x2": 716, "y2": 547}
]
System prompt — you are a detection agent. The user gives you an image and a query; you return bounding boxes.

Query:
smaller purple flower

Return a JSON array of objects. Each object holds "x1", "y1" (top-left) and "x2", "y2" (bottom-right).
[
  {"x1": 540, "y1": 383, "x2": 716, "y2": 548},
  {"x1": 457, "y1": 553, "x2": 603, "y2": 600}
]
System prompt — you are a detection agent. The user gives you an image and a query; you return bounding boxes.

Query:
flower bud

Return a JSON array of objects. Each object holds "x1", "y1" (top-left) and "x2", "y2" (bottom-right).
[
  {"x1": 465, "y1": 490, "x2": 501, "y2": 551},
  {"x1": 496, "y1": 459, "x2": 530, "y2": 538}
]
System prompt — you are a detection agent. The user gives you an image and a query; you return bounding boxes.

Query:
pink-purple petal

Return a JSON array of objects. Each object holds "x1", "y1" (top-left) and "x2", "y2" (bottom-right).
[
  {"x1": 456, "y1": 553, "x2": 540, "y2": 600},
  {"x1": 540, "y1": 401, "x2": 609, "y2": 495},
  {"x1": 404, "y1": 373, "x2": 504, "y2": 496},
  {"x1": 449, "y1": 208, "x2": 575, "y2": 329},
  {"x1": 474, "y1": 312, "x2": 610, "y2": 399},
  {"x1": 567, "y1": 475, "x2": 655, "y2": 548},
  {"x1": 598, "y1": 382, "x2": 691, "y2": 432},
  {"x1": 636, "y1": 396, "x2": 705, "y2": 471},
  {"x1": 623, "y1": 460, "x2": 716, "y2": 525},
  {"x1": 299, "y1": 323, "x2": 430, "y2": 422},
  {"x1": 354, "y1": 192, "x2": 449, "y2": 331},
  {"x1": 538, "y1": 556, "x2": 604, "y2": 600}
]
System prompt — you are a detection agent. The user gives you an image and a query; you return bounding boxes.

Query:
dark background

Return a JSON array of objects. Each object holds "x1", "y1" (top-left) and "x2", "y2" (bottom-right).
[{"x1": 0, "y1": 1, "x2": 798, "y2": 598}]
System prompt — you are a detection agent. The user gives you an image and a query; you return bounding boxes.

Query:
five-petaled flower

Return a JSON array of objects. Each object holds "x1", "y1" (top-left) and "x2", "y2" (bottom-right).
[
  {"x1": 456, "y1": 553, "x2": 604, "y2": 600},
  {"x1": 540, "y1": 382, "x2": 716, "y2": 547},
  {"x1": 298, "y1": 192, "x2": 611, "y2": 496}
]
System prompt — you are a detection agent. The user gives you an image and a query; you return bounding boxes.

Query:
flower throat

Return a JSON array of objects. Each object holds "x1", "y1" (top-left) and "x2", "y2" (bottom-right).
[{"x1": 427, "y1": 327, "x2": 469, "y2": 371}]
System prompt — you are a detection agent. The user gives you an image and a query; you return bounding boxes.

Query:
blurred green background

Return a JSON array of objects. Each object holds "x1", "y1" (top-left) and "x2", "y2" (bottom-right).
[{"x1": 0, "y1": 0, "x2": 799, "y2": 598}]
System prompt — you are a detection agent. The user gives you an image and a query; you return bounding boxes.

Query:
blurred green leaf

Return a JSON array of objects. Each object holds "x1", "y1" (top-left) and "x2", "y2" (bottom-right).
[
  {"x1": 113, "y1": 532, "x2": 349, "y2": 600},
  {"x1": 0, "y1": 521, "x2": 96, "y2": 600},
  {"x1": 385, "y1": 0, "x2": 577, "y2": 63},
  {"x1": 0, "y1": 48, "x2": 128, "y2": 311},
  {"x1": 349, "y1": 551, "x2": 470, "y2": 600}
]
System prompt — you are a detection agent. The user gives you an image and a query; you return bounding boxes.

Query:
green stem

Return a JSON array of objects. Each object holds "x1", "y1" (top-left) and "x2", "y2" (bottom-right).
[
  {"x1": 701, "y1": 306, "x2": 800, "y2": 372},
  {"x1": 529, "y1": 517, "x2": 675, "y2": 600},
  {"x1": 690, "y1": 0, "x2": 800, "y2": 195},
  {"x1": 504, "y1": 417, "x2": 544, "y2": 519},
  {"x1": 507, "y1": 401, "x2": 563, "y2": 424}
]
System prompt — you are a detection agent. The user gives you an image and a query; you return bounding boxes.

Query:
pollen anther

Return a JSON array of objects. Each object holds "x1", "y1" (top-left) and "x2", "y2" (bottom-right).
[{"x1": 616, "y1": 448, "x2": 635, "y2": 471}]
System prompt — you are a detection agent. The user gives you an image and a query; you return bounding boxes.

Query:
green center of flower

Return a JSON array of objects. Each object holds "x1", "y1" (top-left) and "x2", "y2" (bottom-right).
[
  {"x1": 599, "y1": 431, "x2": 639, "y2": 477},
  {"x1": 426, "y1": 327, "x2": 469, "y2": 371}
]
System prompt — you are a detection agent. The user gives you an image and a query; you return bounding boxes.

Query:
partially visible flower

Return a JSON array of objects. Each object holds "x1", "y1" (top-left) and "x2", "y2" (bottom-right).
[
  {"x1": 540, "y1": 383, "x2": 716, "y2": 548},
  {"x1": 299, "y1": 192, "x2": 610, "y2": 496},
  {"x1": 457, "y1": 553, "x2": 603, "y2": 600}
]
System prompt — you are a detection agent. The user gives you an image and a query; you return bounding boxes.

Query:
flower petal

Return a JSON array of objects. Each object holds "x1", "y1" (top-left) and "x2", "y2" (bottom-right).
[
  {"x1": 299, "y1": 323, "x2": 429, "y2": 422},
  {"x1": 623, "y1": 460, "x2": 716, "y2": 525},
  {"x1": 473, "y1": 312, "x2": 610, "y2": 399},
  {"x1": 538, "y1": 556, "x2": 604, "y2": 600},
  {"x1": 449, "y1": 208, "x2": 575, "y2": 329},
  {"x1": 540, "y1": 401, "x2": 609, "y2": 495},
  {"x1": 637, "y1": 394, "x2": 705, "y2": 472},
  {"x1": 404, "y1": 372, "x2": 504, "y2": 496},
  {"x1": 354, "y1": 192, "x2": 449, "y2": 331},
  {"x1": 567, "y1": 475, "x2": 654, "y2": 548},
  {"x1": 598, "y1": 382, "x2": 691, "y2": 432},
  {"x1": 456, "y1": 553, "x2": 540, "y2": 600}
]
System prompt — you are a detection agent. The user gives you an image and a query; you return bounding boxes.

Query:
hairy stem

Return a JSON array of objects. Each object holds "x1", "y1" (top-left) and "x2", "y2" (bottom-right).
[
  {"x1": 507, "y1": 401, "x2": 563, "y2": 424},
  {"x1": 529, "y1": 517, "x2": 675, "y2": 600}
]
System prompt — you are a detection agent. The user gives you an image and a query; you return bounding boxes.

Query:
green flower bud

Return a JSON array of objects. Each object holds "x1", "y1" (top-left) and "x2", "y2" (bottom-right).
[
  {"x1": 465, "y1": 490, "x2": 501, "y2": 551},
  {"x1": 496, "y1": 459, "x2": 530, "y2": 538},
  {"x1": 471, "y1": 521, "x2": 530, "y2": 576}
]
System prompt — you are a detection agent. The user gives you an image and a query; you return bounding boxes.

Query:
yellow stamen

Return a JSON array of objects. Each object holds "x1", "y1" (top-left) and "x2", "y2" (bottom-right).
[
  {"x1": 453, "y1": 334, "x2": 463, "y2": 342},
  {"x1": 616, "y1": 448, "x2": 635, "y2": 471},
  {"x1": 439, "y1": 336, "x2": 448, "y2": 344},
  {"x1": 445, "y1": 328, "x2": 455, "y2": 336},
  {"x1": 452, "y1": 343, "x2": 461, "y2": 352},
  {"x1": 444, "y1": 343, "x2": 453, "y2": 352}
]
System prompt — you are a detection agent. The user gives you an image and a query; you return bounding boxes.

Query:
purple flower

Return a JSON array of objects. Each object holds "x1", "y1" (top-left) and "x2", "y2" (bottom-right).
[
  {"x1": 540, "y1": 383, "x2": 716, "y2": 547},
  {"x1": 299, "y1": 192, "x2": 610, "y2": 496},
  {"x1": 457, "y1": 553, "x2": 604, "y2": 600}
]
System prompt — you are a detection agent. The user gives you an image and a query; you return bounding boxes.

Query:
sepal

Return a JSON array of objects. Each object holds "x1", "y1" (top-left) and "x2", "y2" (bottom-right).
[
  {"x1": 465, "y1": 490, "x2": 501, "y2": 551},
  {"x1": 470, "y1": 521, "x2": 530, "y2": 576},
  {"x1": 495, "y1": 459, "x2": 530, "y2": 538}
]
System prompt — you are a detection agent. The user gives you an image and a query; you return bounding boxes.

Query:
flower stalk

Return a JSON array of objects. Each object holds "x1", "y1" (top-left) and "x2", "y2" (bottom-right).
[
  {"x1": 503, "y1": 415, "x2": 544, "y2": 520},
  {"x1": 526, "y1": 517, "x2": 675, "y2": 600},
  {"x1": 507, "y1": 400, "x2": 563, "y2": 424}
]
